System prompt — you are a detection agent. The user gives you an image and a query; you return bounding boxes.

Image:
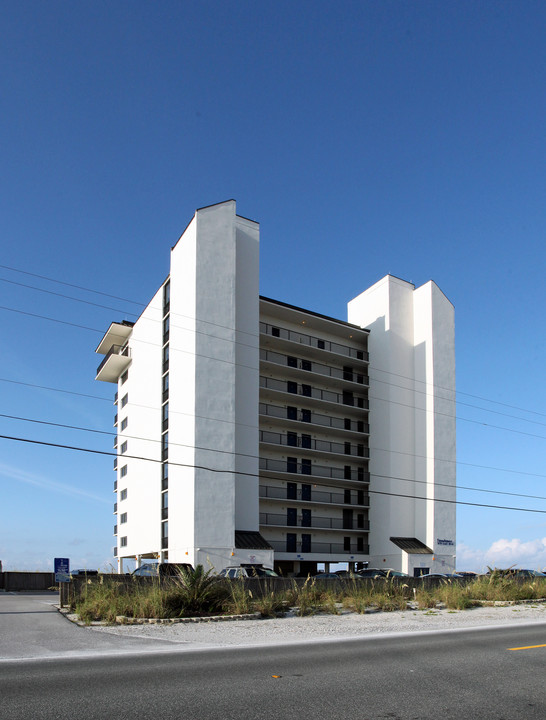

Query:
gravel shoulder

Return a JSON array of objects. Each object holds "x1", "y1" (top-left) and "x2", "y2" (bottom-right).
[{"x1": 90, "y1": 602, "x2": 546, "y2": 648}]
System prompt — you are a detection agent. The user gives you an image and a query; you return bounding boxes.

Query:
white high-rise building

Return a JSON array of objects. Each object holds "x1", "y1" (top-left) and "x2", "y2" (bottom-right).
[{"x1": 96, "y1": 201, "x2": 456, "y2": 576}]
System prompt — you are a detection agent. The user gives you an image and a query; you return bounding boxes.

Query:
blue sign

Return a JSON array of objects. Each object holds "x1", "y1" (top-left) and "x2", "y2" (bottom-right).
[{"x1": 54, "y1": 557, "x2": 70, "y2": 583}]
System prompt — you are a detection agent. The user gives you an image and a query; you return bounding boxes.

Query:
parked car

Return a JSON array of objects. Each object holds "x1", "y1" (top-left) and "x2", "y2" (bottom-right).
[
  {"x1": 455, "y1": 571, "x2": 477, "y2": 577},
  {"x1": 357, "y1": 568, "x2": 388, "y2": 578},
  {"x1": 70, "y1": 569, "x2": 98, "y2": 577},
  {"x1": 313, "y1": 573, "x2": 342, "y2": 580},
  {"x1": 416, "y1": 573, "x2": 462, "y2": 580},
  {"x1": 131, "y1": 562, "x2": 194, "y2": 577},
  {"x1": 217, "y1": 565, "x2": 279, "y2": 578},
  {"x1": 381, "y1": 569, "x2": 408, "y2": 578}
]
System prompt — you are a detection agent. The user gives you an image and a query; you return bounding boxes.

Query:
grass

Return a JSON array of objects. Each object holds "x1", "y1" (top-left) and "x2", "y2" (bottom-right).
[{"x1": 71, "y1": 572, "x2": 546, "y2": 624}]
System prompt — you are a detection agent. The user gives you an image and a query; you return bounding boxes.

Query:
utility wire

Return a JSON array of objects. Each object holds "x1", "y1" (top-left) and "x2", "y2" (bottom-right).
[
  {"x1": 2, "y1": 410, "x2": 545, "y2": 501},
  {"x1": 1, "y1": 264, "x2": 544, "y2": 421},
  {"x1": 1, "y1": 374, "x2": 545, "y2": 480},
  {"x1": 1, "y1": 431, "x2": 545, "y2": 514}
]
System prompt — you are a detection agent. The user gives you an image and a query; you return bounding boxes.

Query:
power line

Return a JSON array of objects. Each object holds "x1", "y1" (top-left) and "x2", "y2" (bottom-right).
[
  {"x1": 2, "y1": 410, "x2": 545, "y2": 501},
  {"x1": 2, "y1": 262, "x2": 544, "y2": 422},
  {"x1": 1, "y1": 374, "x2": 545, "y2": 480},
  {"x1": 1, "y1": 432, "x2": 545, "y2": 514}
]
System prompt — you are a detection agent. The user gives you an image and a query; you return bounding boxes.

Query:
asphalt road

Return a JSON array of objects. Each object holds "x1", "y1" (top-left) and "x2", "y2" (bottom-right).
[{"x1": 1, "y1": 593, "x2": 545, "y2": 720}]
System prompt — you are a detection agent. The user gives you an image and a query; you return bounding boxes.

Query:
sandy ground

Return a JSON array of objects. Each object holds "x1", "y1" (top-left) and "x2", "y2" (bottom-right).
[{"x1": 90, "y1": 602, "x2": 546, "y2": 648}]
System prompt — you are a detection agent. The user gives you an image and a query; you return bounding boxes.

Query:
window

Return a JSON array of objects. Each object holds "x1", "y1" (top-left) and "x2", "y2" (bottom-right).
[
  {"x1": 357, "y1": 420, "x2": 364, "y2": 433},
  {"x1": 345, "y1": 418, "x2": 352, "y2": 430},
  {"x1": 344, "y1": 489, "x2": 351, "y2": 504},
  {"x1": 287, "y1": 482, "x2": 297, "y2": 499},
  {"x1": 344, "y1": 536, "x2": 351, "y2": 551},
  {"x1": 345, "y1": 441, "x2": 351, "y2": 455},
  {"x1": 301, "y1": 459, "x2": 311, "y2": 475},
  {"x1": 162, "y1": 374, "x2": 169, "y2": 401},
  {"x1": 120, "y1": 441, "x2": 128, "y2": 454},
  {"x1": 272, "y1": 327, "x2": 280, "y2": 338},
  {"x1": 357, "y1": 514, "x2": 364, "y2": 529},
  {"x1": 120, "y1": 465, "x2": 128, "y2": 478},
  {"x1": 301, "y1": 359, "x2": 311, "y2": 372},
  {"x1": 343, "y1": 366, "x2": 353, "y2": 381},
  {"x1": 162, "y1": 462, "x2": 168, "y2": 491},
  {"x1": 342, "y1": 391, "x2": 353, "y2": 406},
  {"x1": 301, "y1": 484, "x2": 311, "y2": 501},
  {"x1": 287, "y1": 381, "x2": 297, "y2": 394},
  {"x1": 357, "y1": 490, "x2": 365, "y2": 505},
  {"x1": 120, "y1": 489, "x2": 127, "y2": 501},
  {"x1": 287, "y1": 457, "x2": 298, "y2": 474},
  {"x1": 120, "y1": 536, "x2": 127, "y2": 547},
  {"x1": 120, "y1": 513, "x2": 127, "y2": 524},
  {"x1": 163, "y1": 315, "x2": 170, "y2": 342},
  {"x1": 162, "y1": 402, "x2": 169, "y2": 430},
  {"x1": 121, "y1": 394, "x2": 128, "y2": 408},
  {"x1": 301, "y1": 408, "x2": 311, "y2": 423},
  {"x1": 287, "y1": 406, "x2": 297, "y2": 420},
  {"x1": 301, "y1": 509, "x2": 311, "y2": 527},
  {"x1": 163, "y1": 345, "x2": 169, "y2": 372},
  {"x1": 317, "y1": 339, "x2": 325, "y2": 349},
  {"x1": 301, "y1": 434, "x2": 311, "y2": 449},
  {"x1": 344, "y1": 465, "x2": 352, "y2": 480},
  {"x1": 163, "y1": 281, "x2": 170, "y2": 310},
  {"x1": 120, "y1": 370, "x2": 128, "y2": 385},
  {"x1": 162, "y1": 491, "x2": 168, "y2": 519},
  {"x1": 161, "y1": 521, "x2": 168, "y2": 549},
  {"x1": 121, "y1": 417, "x2": 128, "y2": 431},
  {"x1": 301, "y1": 534, "x2": 311, "y2": 553},
  {"x1": 161, "y1": 433, "x2": 168, "y2": 460},
  {"x1": 357, "y1": 537, "x2": 364, "y2": 552},
  {"x1": 287, "y1": 356, "x2": 297, "y2": 368},
  {"x1": 287, "y1": 431, "x2": 297, "y2": 447},
  {"x1": 286, "y1": 533, "x2": 296, "y2": 552},
  {"x1": 301, "y1": 384, "x2": 311, "y2": 397},
  {"x1": 287, "y1": 508, "x2": 297, "y2": 526}
]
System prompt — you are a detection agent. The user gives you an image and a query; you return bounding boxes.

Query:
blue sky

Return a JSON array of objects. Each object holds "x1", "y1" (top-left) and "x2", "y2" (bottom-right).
[{"x1": 1, "y1": 1, "x2": 545, "y2": 572}]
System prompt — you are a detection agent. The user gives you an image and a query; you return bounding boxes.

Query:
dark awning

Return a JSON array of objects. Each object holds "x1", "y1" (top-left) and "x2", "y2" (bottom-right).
[
  {"x1": 235, "y1": 531, "x2": 273, "y2": 550},
  {"x1": 390, "y1": 537, "x2": 433, "y2": 554}
]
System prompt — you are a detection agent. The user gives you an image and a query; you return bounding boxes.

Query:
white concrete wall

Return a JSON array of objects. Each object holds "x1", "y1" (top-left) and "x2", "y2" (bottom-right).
[
  {"x1": 348, "y1": 275, "x2": 456, "y2": 574},
  {"x1": 116, "y1": 287, "x2": 163, "y2": 563}
]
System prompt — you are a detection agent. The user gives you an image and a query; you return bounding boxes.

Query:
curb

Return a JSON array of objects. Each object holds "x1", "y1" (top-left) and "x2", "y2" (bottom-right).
[{"x1": 56, "y1": 606, "x2": 261, "y2": 627}]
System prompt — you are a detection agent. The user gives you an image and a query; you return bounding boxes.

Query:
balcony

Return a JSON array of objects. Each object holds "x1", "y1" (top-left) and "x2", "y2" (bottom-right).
[
  {"x1": 268, "y1": 540, "x2": 370, "y2": 555},
  {"x1": 260, "y1": 430, "x2": 369, "y2": 459},
  {"x1": 260, "y1": 484, "x2": 370, "y2": 507},
  {"x1": 260, "y1": 322, "x2": 369, "y2": 363},
  {"x1": 261, "y1": 349, "x2": 369, "y2": 387},
  {"x1": 260, "y1": 512, "x2": 370, "y2": 531},
  {"x1": 96, "y1": 344, "x2": 131, "y2": 383},
  {"x1": 259, "y1": 403, "x2": 369, "y2": 434},
  {"x1": 260, "y1": 376, "x2": 368, "y2": 411},
  {"x1": 260, "y1": 458, "x2": 370, "y2": 483}
]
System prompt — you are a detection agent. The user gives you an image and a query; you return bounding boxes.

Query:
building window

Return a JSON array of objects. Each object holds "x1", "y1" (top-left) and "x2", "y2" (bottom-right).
[
  {"x1": 286, "y1": 533, "x2": 296, "y2": 552},
  {"x1": 301, "y1": 459, "x2": 311, "y2": 475},
  {"x1": 344, "y1": 489, "x2": 351, "y2": 504},
  {"x1": 344, "y1": 537, "x2": 351, "y2": 551},
  {"x1": 344, "y1": 465, "x2": 352, "y2": 480},
  {"x1": 357, "y1": 490, "x2": 365, "y2": 505},
  {"x1": 162, "y1": 433, "x2": 168, "y2": 459},
  {"x1": 287, "y1": 431, "x2": 297, "y2": 447},
  {"x1": 121, "y1": 394, "x2": 128, "y2": 408},
  {"x1": 287, "y1": 406, "x2": 297, "y2": 420},
  {"x1": 162, "y1": 492, "x2": 168, "y2": 520},
  {"x1": 272, "y1": 327, "x2": 280, "y2": 338},
  {"x1": 163, "y1": 315, "x2": 170, "y2": 343},
  {"x1": 301, "y1": 509, "x2": 311, "y2": 527},
  {"x1": 357, "y1": 537, "x2": 364, "y2": 552},
  {"x1": 120, "y1": 370, "x2": 128, "y2": 385},
  {"x1": 162, "y1": 374, "x2": 169, "y2": 402},
  {"x1": 287, "y1": 508, "x2": 297, "y2": 526},
  {"x1": 120, "y1": 513, "x2": 127, "y2": 524},
  {"x1": 301, "y1": 384, "x2": 311, "y2": 397},
  {"x1": 287, "y1": 457, "x2": 298, "y2": 474},
  {"x1": 301, "y1": 484, "x2": 311, "y2": 501},
  {"x1": 301, "y1": 409, "x2": 311, "y2": 423},
  {"x1": 120, "y1": 536, "x2": 127, "y2": 547},
  {"x1": 162, "y1": 462, "x2": 168, "y2": 491},
  {"x1": 287, "y1": 356, "x2": 297, "y2": 368},
  {"x1": 120, "y1": 489, "x2": 127, "y2": 501},
  {"x1": 287, "y1": 482, "x2": 297, "y2": 500},
  {"x1": 121, "y1": 417, "x2": 128, "y2": 431},
  {"x1": 120, "y1": 441, "x2": 128, "y2": 454},
  {"x1": 287, "y1": 381, "x2": 297, "y2": 394},
  {"x1": 301, "y1": 434, "x2": 311, "y2": 449},
  {"x1": 301, "y1": 534, "x2": 311, "y2": 553},
  {"x1": 317, "y1": 339, "x2": 325, "y2": 349},
  {"x1": 163, "y1": 280, "x2": 170, "y2": 311},
  {"x1": 120, "y1": 465, "x2": 128, "y2": 478},
  {"x1": 344, "y1": 441, "x2": 351, "y2": 455},
  {"x1": 163, "y1": 345, "x2": 169, "y2": 372},
  {"x1": 161, "y1": 521, "x2": 168, "y2": 549},
  {"x1": 301, "y1": 359, "x2": 311, "y2": 372}
]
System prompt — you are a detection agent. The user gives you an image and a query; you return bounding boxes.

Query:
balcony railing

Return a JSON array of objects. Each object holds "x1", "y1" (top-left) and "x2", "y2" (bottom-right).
[
  {"x1": 259, "y1": 403, "x2": 369, "y2": 433},
  {"x1": 268, "y1": 540, "x2": 370, "y2": 555},
  {"x1": 96, "y1": 344, "x2": 131, "y2": 377},
  {"x1": 260, "y1": 322, "x2": 369, "y2": 362},
  {"x1": 260, "y1": 484, "x2": 370, "y2": 507},
  {"x1": 261, "y1": 349, "x2": 369, "y2": 385},
  {"x1": 260, "y1": 512, "x2": 370, "y2": 531},
  {"x1": 260, "y1": 430, "x2": 369, "y2": 458},
  {"x1": 260, "y1": 377, "x2": 368, "y2": 409},
  {"x1": 260, "y1": 458, "x2": 370, "y2": 483}
]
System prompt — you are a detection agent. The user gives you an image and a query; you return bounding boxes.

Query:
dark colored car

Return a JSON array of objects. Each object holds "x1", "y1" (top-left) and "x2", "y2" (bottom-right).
[
  {"x1": 313, "y1": 573, "x2": 341, "y2": 580},
  {"x1": 218, "y1": 565, "x2": 278, "y2": 578},
  {"x1": 357, "y1": 568, "x2": 388, "y2": 578},
  {"x1": 70, "y1": 569, "x2": 98, "y2": 577},
  {"x1": 131, "y1": 562, "x2": 193, "y2": 577}
]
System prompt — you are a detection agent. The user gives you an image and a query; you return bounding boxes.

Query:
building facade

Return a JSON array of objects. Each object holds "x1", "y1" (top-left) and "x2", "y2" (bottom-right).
[{"x1": 96, "y1": 200, "x2": 456, "y2": 576}]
